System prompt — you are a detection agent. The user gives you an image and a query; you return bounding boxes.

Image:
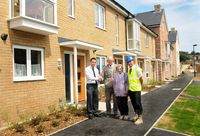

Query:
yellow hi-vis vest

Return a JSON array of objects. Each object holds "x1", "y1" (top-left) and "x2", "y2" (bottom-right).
[{"x1": 128, "y1": 66, "x2": 142, "y2": 92}]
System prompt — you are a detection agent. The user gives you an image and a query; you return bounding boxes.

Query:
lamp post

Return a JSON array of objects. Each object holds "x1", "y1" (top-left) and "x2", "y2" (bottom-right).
[{"x1": 193, "y1": 44, "x2": 197, "y2": 77}]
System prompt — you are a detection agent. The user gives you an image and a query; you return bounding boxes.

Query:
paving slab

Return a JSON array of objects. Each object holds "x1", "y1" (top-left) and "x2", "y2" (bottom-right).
[{"x1": 51, "y1": 73, "x2": 192, "y2": 136}]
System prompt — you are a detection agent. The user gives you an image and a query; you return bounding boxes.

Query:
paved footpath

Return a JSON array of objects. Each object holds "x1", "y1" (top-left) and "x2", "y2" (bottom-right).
[{"x1": 51, "y1": 73, "x2": 192, "y2": 136}]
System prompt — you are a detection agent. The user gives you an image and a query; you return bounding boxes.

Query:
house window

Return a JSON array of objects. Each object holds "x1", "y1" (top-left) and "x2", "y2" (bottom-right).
[
  {"x1": 114, "y1": 58, "x2": 123, "y2": 64},
  {"x1": 138, "y1": 61, "x2": 143, "y2": 70},
  {"x1": 134, "y1": 21, "x2": 141, "y2": 51},
  {"x1": 145, "y1": 61, "x2": 150, "y2": 78},
  {"x1": 127, "y1": 21, "x2": 134, "y2": 50},
  {"x1": 68, "y1": 0, "x2": 74, "y2": 18},
  {"x1": 115, "y1": 15, "x2": 119, "y2": 46},
  {"x1": 95, "y1": 3, "x2": 105, "y2": 29},
  {"x1": 144, "y1": 32, "x2": 148, "y2": 48},
  {"x1": 11, "y1": 0, "x2": 56, "y2": 24},
  {"x1": 96, "y1": 56, "x2": 106, "y2": 73},
  {"x1": 13, "y1": 45, "x2": 44, "y2": 81}
]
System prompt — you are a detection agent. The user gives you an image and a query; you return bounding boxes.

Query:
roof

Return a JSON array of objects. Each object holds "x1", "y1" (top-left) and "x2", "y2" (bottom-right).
[
  {"x1": 168, "y1": 31, "x2": 177, "y2": 43},
  {"x1": 135, "y1": 9, "x2": 164, "y2": 27}
]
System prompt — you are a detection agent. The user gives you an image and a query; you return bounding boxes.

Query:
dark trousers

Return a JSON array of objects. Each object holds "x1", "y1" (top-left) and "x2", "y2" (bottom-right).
[
  {"x1": 87, "y1": 84, "x2": 98, "y2": 115},
  {"x1": 128, "y1": 91, "x2": 143, "y2": 115},
  {"x1": 116, "y1": 96, "x2": 129, "y2": 115},
  {"x1": 105, "y1": 87, "x2": 118, "y2": 114}
]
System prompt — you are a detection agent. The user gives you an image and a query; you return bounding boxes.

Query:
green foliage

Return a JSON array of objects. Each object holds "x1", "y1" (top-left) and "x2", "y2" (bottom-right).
[
  {"x1": 48, "y1": 105, "x2": 57, "y2": 114},
  {"x1": 35, "y1": 124, "x2": 45, "y2": 133},
  {"x1": 63, "y1": 114, "x2": 70, "y2": 121},
  {"x1": 30, "y1": 117, "x2": 41, "y2": 126},
  {"x1": 51, "y1": 119, "x2": 60, "y2": 127},
  {"x1": 180, "y1": 51, "x2": 191, "y2": 62},
  {"x1": 58, "y1": 98, "x2": 66, "y2": 112},
  {"x1": 12, "y1": 123, "x2": 25, "y2": 133},
  {"x1": 67, "y1": 105, "x2": 85, "y2": 116},
  {"x1": 54, "y1": 111, "x2": 62, "y2": 119}
]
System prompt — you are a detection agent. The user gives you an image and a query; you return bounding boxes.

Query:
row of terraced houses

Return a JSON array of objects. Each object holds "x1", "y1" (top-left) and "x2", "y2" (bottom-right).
[{"x1": 0, "y1": 0, "x2": 180, "y2": 124}]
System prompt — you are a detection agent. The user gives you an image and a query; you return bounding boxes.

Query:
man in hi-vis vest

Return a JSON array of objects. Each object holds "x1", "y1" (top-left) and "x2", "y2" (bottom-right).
[{"x1": 126, "y1": 56, "x2": 143, "y2": 125}]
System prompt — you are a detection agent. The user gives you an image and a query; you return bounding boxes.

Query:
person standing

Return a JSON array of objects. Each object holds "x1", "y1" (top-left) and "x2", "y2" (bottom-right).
[
  {"x1": 126, "y1": 56, "x2": 143, "y2": 125},
  {"x1": 101, "y1": 56, "x2": 118, "y2": 117},
  {"x1": 85, "y1": 57, "x2": 102, "y2": 119},
  {"x1": 113, "y1": 65, "x2": 129, "y2": 120}
]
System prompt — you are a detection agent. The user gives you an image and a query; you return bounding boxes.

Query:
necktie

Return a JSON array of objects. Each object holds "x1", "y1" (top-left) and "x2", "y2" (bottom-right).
[{"x1": 92, "y1": 67, "x2": 96, "y2": 77}]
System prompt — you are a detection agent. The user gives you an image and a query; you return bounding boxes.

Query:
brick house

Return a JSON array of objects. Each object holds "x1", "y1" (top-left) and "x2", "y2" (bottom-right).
[
  {"x1": 135, "y1": 4, "x2": 171, "y2": 81},
  {"x1": 126, "y1": 18, "x2": 158, "y2": 83},
  {"x1": 168, "y1": 27, "x2": 181, "y2": 77},
  {"x1": 0, "y1": 0, "x2": 136, "y2": 125}
]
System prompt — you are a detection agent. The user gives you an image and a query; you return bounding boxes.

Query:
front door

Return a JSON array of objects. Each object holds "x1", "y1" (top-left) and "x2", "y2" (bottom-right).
[{"x1": 73, "y1": 55, "x2": 85, "y2": 101}]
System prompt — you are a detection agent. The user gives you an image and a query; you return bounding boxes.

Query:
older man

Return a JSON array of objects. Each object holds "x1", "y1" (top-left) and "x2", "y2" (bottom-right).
[{"x1": 101, "y1": 56, "x2": 118, "y2": 117}]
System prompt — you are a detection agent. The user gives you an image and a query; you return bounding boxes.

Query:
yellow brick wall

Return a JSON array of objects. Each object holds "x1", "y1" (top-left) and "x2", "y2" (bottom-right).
[{"x1": 0, "y1": 0, "x2": 127, "y2": 125}]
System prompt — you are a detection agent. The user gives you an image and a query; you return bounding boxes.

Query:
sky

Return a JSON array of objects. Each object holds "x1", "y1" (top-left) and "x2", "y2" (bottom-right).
[{"x1": 116, "y1": 0, "x2": 200, "y2": 53}]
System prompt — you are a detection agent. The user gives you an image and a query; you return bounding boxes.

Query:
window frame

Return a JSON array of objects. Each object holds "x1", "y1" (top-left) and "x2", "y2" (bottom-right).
[
  {"x1": 134, "y1": 21, "x2": 141, "y2": 51},
  {"x1": 13, "y1": 45, "x2": 44, "y2": 81},
  {"x1": 68, "y1": 0, "x2": 75, "y2": 18},
  {"x1": 10, "y1": 0, "x2": 57, "y2": 25},
  {"x1": 96, "y1": 56, "x2": 106, "y2": 73},
  {"x1": 144, "y1": 32, "x2": 149, "y2": 48},
  {"x1": 127, "y1": 21, "x2": 134, "y2": 50},
  {"x1": 95, "y1": 3, "x2": 105, "y2": 30}
]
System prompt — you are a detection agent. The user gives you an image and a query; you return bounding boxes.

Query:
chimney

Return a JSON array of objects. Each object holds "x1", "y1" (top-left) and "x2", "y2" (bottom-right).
[
  {"x1": 171, "y1": 27, "x2": 175, "y2": 31},
  {"x1": 154, "y1": 4, "x2": 161, "y2": 12}
]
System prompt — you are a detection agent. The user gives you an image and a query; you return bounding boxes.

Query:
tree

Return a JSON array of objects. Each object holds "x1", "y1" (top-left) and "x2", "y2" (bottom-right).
[{"x1": 180, "y1": 51, "x2": 191, "y2": 63}]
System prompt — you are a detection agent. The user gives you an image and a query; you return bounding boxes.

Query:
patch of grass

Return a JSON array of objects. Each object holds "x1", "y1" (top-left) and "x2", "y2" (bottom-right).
[
  {"x1": 11, "y1": 123, "x2": 25, "y2": 133},
  {"x1": 156, "y1": 97, "x2": 200, "y2": 136},
  {"x1": 35, "y1": 124, "x2": 45, "y2": 133},
  {"x1": 185, "y1": 85, "x2": 200, "y2": 97}
]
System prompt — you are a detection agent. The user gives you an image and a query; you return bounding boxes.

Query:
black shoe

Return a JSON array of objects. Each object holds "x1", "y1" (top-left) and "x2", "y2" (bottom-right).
[
  {"x1": 88, "y1": 114, "x2": 94, "y2": 119},
  {"x1": 94, "y1": 113, "x2": 102, "y2": 117}
]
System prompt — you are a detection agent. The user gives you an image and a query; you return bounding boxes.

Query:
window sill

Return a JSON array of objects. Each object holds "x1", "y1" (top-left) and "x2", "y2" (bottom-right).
[
  {"x1": 13, "y1": 78, "x2": 46, "y2": 82},
  {"x1": 68, "y1": 15, "x2": 75, "y2": 19},
  {"x1": 95, "y1": 26, "x2": 106, "y2": 31}
]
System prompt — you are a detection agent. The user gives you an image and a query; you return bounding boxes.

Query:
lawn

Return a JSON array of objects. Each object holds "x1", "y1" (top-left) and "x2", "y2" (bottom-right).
[{"x1": 156, "y1": 84, "x2": 200, "y2": 136}]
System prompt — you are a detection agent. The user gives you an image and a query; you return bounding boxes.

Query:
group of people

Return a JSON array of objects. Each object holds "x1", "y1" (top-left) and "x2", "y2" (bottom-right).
[{"x1": 85, "y1": 56, "x2": 143, "y2": 125}]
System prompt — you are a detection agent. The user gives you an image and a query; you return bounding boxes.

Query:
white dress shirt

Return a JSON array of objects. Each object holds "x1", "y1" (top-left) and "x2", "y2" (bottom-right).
[{"x1": 85, "y1": 66, "x2": 100, "y2": 84}]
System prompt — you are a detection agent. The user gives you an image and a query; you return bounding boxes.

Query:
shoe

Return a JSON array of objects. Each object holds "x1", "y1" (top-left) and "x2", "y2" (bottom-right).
[
  {"x1": 134, "y1": 116, "x2": 143, "y2": 125},
  {"x1": 133, "y1": 114, "x2": 139, "y2": 122},
  {"x1": 123, "y1": 115, "x2": 130, "y2": 120},
  {"x1": 88, "y1": 114, "x2": 94, "y2": 119},
  {"x1": 94, "y1": 113, "x2": 102, "y2": 117},
  {"x1": 119, "y1": 116, "x2": 124, "y2": 120},
  {"x1": 114, "y1": 114, "x2": 120, "y2": 119}
]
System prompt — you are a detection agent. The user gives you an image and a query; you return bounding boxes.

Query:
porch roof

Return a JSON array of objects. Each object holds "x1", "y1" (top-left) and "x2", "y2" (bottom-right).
[
  {"x1": 112, "y1": 49, "x2": 137, "y2": 56},
  {"x1": 58, "y1": 37, "x2": 103, "y2": 50}
]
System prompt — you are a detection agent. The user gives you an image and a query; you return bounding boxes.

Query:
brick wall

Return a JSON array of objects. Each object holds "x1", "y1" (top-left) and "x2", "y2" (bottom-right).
[{"x1": 0, "y1": 0, "x2": 127, "y2": 125}]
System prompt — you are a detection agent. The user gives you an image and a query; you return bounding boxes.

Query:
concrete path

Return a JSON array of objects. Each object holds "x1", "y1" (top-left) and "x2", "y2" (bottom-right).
[{"x1": 51, "y1": 73, "x2": 192, "y2": 136}]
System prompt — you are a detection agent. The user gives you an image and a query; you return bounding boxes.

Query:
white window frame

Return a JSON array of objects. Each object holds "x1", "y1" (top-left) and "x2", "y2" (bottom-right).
[
  {"x1": 127, "y1": 21, "x2": 134, "y2": 50},
  {"x1": 10, "y1": 0, "x2": 57, "y2": 25},
  {"x1": 96, "y1": 56, "x2": 106, "y2": 73},
  {"x1": 68, "y1": 0, "x2": 74, "y2": 18},
  {"x1": 115, "y1": 15, "x2": 119, "y2": 46},
  {"x1": 95, "y1": 3, "x2": 105, "y2": 30},
  {"x1": 145, "y1": 60, "x2": 150, "y2": 78},
  {"x1": 144, "y1": 32, "x2": 149, "y2": 48},
  {"x1": 134, "y1": 21, "x2": 141, "y2": 51},
  {"x1": 13, "y1": 45, "x2": 44, "y2": 81},
  {"x1": 114, "y1": 57, "x2": 123, "y2": 64}
]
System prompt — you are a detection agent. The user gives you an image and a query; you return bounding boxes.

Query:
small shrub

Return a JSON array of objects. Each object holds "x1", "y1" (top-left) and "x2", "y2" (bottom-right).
[
  {"x1": 30, "y1": 117, "x2": 41, "y2": 126},
  {"x1": 58, "y1": 98, "x2": 66, "y2": 112},
  {"x1": 51, "y1": 119, "x2": 60, "y2": 127},
  {"x1": 35, "y1": 124, "x2": 45, "y2": 133},
  {"x1": 37, "y1": 113, "x2": 49, "y2": 122},
  {"x1": 12, "y1": 123, "x2": 25, "y2": 133},
  {"x1": 54, "y1": 112, "x2": 62, "y2": 119},
  {"x1": 63, "y1": 114, "x2": 70, "y2": 121},
  {"x1": 48, "y1": 105, "x2": 57, "y2": 114}
]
